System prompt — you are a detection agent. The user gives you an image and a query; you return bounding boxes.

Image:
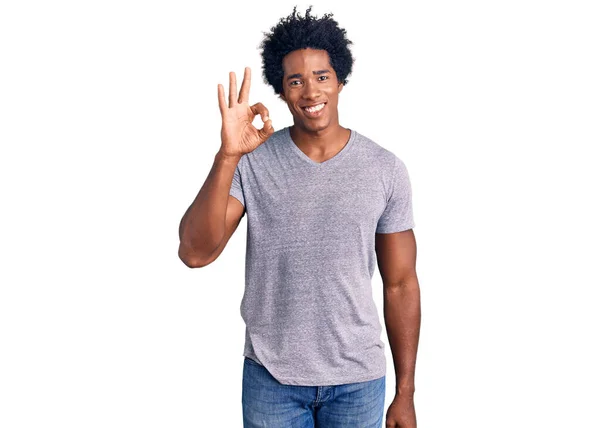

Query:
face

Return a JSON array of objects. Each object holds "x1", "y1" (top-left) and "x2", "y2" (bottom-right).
[{"x1": 279, "y1": 48, "x2": 344, "y2": 133}]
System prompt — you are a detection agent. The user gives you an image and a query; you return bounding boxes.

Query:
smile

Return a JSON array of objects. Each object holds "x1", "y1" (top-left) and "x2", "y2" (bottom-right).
[{"x1": 302, "y1": 102, "x2": 326, "y2": 117}]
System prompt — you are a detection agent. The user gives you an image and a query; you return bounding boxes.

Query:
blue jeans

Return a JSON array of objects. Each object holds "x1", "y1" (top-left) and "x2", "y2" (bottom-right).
[{"x1": 242, "y1": 357, "x2": 386, "y2": 427}]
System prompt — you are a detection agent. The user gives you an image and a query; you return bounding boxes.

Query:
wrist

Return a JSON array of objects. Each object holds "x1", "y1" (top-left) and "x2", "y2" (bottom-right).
[
  {"x1": 215, "y1": 150, "x2": 242, "y2": 164},
  {"x1": 396, "y1": 382, "x2": 415, "y2": 395}
]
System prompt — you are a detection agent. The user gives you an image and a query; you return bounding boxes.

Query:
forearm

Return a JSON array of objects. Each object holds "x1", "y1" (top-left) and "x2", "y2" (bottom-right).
[
  {"x1": 383, "y1": 275, "x2": 421, "y2": 394},
  {"x1": 179, "y1": 150, "x2": 241, "y2": 262}
]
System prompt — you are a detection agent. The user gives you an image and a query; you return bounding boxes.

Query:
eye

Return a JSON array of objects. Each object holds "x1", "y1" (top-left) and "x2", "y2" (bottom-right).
[
  {"x1": 318, "y1": 75, "x2": 328, "y2": 81},
  {"x1": 290, "y1": 80, "x2": 302, "y2": 86}
]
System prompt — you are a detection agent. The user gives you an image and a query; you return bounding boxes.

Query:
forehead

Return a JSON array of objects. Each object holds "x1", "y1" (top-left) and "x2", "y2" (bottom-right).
[{"x1": 281, "y1": 48, "x2": 333, "y2": 75}]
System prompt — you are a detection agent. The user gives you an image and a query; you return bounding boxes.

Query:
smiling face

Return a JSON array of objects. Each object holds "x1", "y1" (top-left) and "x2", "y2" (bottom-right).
[{"x1": 279, "y1": 48, "x2": 344, "y2": 134}]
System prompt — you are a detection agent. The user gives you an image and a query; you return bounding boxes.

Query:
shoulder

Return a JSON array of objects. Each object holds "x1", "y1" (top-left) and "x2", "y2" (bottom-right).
[{"x1": 351, "y1": 129, "x2": 405, "y2": 172}]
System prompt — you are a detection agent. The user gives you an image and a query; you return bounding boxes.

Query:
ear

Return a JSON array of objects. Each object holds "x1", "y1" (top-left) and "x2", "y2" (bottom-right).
[
  {"x1": 279, "y1": 92, "x2": 287, "y2": 102},
  {"x1": 338, "y1": 82, "x2": 344, "y2": 94}
]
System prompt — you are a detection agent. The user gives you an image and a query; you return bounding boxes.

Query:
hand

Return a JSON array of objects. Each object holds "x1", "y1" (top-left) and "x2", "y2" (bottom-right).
[
  {"x1": 218, "y1": 67, "x2": 274, "y2": 158},
  {"x1": 385, "y1": 392, "x2": 417, "y2": 428}
]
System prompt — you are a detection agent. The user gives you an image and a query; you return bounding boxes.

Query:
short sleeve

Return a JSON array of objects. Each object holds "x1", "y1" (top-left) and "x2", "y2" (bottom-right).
[
  {"x1": 376, "y1": 157, "x2": 415, "y2": 233},
  {"x1": 229, "y1": 157, "x2": 246, "y2": 211}
]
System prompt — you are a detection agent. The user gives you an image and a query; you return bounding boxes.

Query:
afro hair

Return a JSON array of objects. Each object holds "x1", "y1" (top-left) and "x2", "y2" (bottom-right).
[{"x1": 259, "y1": 5, "x2": 355, "y2": 95}]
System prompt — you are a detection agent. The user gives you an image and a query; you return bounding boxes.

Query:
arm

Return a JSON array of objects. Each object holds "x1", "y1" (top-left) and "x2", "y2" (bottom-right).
[
  {"x1": 178, "y1": 67, "x2": 273, "y2": 268},
  {"x1": 376, "y1": 228, "x2": 420, "y2": 427},
  {"x1": 178, "y1": 151, "x2": 243, "y2": 268}
]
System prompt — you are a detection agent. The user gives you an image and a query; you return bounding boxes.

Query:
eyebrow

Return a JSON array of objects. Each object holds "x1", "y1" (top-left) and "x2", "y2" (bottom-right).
[{"x1": 286, "y1": 70, "x2": 331, "y2": 80}]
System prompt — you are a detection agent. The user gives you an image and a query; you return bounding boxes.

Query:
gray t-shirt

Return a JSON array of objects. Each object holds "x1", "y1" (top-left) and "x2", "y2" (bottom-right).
[{"x1": 229, "y1": 126, "x2": 415, "y2": 386}]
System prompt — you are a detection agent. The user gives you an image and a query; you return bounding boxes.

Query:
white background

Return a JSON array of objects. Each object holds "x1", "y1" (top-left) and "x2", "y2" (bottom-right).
[{"x1": 1, "y1": 0, "x2": 599, "y2": 427}]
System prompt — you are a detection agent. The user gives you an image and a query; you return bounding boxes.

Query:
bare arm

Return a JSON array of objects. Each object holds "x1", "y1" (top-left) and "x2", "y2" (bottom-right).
[
  {"x1": 376, "y1": 228, "x2": 420, "y2": 427},
  {"x1": 177, "y1": 67, "x2": 273, "y2": 268},
  {"x1": 178, "y1": 151, "x2": 243, "y2": 268}
]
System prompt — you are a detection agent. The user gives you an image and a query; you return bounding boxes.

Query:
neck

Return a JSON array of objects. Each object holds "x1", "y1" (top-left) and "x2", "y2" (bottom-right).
[{"x1": 290, "y1": 123, "x2": 347, "y2": 147}]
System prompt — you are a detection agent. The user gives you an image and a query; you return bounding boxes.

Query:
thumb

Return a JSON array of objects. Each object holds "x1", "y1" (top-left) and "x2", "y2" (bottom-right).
[{"x1": 257, "y1": 118, "x2": 274, "y2": 141}]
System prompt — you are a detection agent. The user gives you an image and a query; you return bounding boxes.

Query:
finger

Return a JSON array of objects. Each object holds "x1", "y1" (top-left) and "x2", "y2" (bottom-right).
[
  {"x1": 238, "y1": 67, "x2": 251, "y2": 104},
  {"x1": 257, "y1": 118, "x2": 274, "y2": 141},
  {"x1": 228, "y1": 71, "x2": 237, "y2": 108},
  {"x1": 250, "y1": 102, "x2": 270, "y2": 122},
  {"x1": 217, "y1": 84, "x2": 226, "y2": 115}
]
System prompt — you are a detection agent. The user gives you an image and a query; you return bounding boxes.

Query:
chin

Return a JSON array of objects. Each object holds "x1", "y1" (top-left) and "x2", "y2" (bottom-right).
[{"x1": 298, "y1": 119, "x2": 331, "y2": 133}]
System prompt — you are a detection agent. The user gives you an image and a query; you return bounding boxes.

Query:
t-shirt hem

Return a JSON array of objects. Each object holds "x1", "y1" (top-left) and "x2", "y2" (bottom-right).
[
  {"x1": 263, "y1": 368, "x2": 387, "y2": 387},
  {"x1": 229, "y1": 191, "x2": 245, "y2": 207},
  {"x1": 376, "y1": 222, "x2": 415, "y2": 234}
]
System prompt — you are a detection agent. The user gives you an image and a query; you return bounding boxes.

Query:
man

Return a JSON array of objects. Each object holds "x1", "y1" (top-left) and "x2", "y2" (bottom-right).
[{"x1": 178, "y1": 6, "x2": 420, "y2": 428}]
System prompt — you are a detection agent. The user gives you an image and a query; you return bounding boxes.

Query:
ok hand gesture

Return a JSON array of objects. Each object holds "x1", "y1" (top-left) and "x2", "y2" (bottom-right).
[{"x1": 218, "y1": 67, "x2": 274, "y2": 158}]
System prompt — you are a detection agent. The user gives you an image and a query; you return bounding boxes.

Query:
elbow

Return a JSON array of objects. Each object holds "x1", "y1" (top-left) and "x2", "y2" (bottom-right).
[
  {"x1": 178, "y1": 244, "x2": 214, "y2": 269},
  {"x1": 179, "y1": 255, "x2": 207, "y2": 269},
  {"x1": 384, "y1": 275, "x2": 420, "y2": 292}
]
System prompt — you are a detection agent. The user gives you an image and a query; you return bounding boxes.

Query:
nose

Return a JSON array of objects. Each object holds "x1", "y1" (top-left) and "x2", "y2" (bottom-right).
[{"x1": 301, "y1": 78, "x2": 321, "y2": 101}]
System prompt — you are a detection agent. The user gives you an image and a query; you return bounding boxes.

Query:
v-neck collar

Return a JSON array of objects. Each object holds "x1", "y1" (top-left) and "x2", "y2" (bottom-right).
[{"x1": 285, "y1": 126, "x2": 357, "y2": 168}]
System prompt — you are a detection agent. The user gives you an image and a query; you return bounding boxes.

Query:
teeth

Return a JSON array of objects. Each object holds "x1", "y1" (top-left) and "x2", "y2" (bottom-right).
[{"x1": 304, "y1": 103, "x2": 325, "y2": 113}]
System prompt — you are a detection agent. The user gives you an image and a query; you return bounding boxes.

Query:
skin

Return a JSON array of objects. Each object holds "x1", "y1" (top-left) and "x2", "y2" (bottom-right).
[
  {"x1": 279, "y1": 48, "x2": 352, "y2": 163},
  {"x1": 218, "y1": 67, "x2": 274, "y2": 158},
  {"x1": 178, "y1": 67, "x2": 273, "y2": 267},
  {"x1": 376, "y1": 229, "x2": 420, "y2": 428},
  {"x1": 178, "y1": 48, "x2": 421, "y2": 428}
]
